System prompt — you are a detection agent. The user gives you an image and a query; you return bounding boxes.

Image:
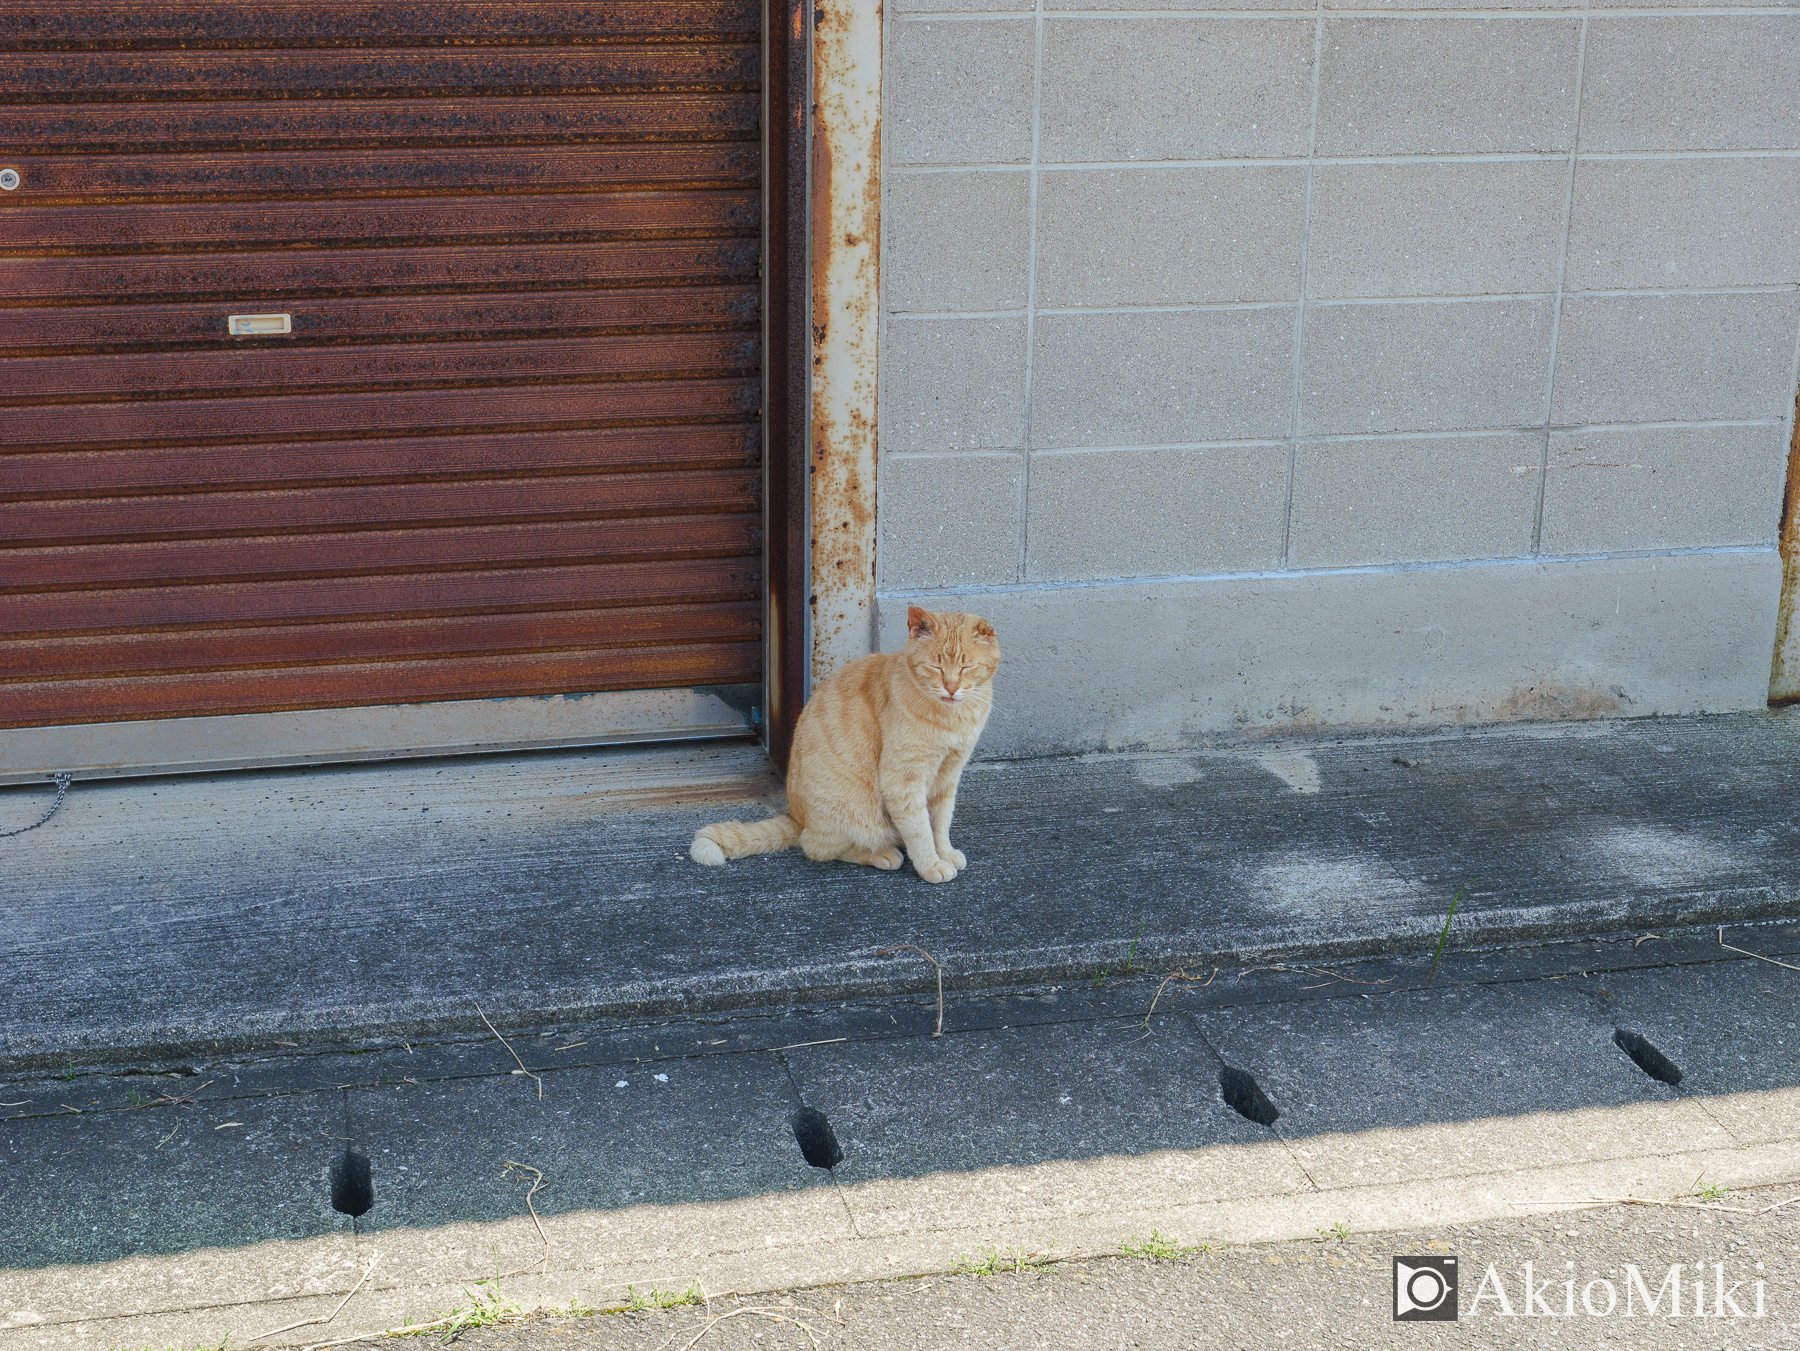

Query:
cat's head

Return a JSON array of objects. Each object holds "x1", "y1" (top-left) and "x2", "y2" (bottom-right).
[{"x1": 904, "y1": 606, "x2": 1000, "y2": 706}]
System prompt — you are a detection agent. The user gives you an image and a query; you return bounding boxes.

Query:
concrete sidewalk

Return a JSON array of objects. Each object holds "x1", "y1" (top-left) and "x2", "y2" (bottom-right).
[
  {"x1": 461, "y1": 1182, "x2": 1800, "y2": 1350},
  {"x1": 4, "y1": 707, "x2": 1799, "y2": 1070},
  {"x1": 3, "y1": 927, "x2": 1797, "y2": 1346}
]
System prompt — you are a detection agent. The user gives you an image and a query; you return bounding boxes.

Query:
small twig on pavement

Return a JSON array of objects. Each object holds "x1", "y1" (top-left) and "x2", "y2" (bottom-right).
[
  {"x1": 125, "y1": 1080, "x2": 214, "y2": 1110},
  {"x1": 873, "y1": 945, "x2": 947, "y2": 1037},
  {"x1": 1605, "y1": 1193, "x2": 1800, "y2": 1216},
  {"x1": 1633, "y1": 933, "x2": 1664, "y2": 948},
  {"x1": 676, "y1": 1303, "x2": 843, "y2": 1351},
  {"x1": 302, "y1": 1308, "x2": 465, "y2": 1349},
  {"x1": 503, "y1": 1160, "x2": 552, "y2": 1274},
  {"x1": 1718, "y1": 926, "x2": 1800, "y2": 972},
  {"x1": 154, "y1": 1120, "x2": 181, "y2": 1150},
  {"x1": 476, "y1": 1002, "x2": 543, "y2": 1101},
  {"x1": 1142, "y1": 967, "x2": 1219, "y2": 1029},
  {"x1": 1298, "y1": 966, "x2": 1394, "y2": 990},
  {"x1": 1510, "y1": 1194, "x2": 1800, "y2": 1216},
  {"x1": 647, "y1": 1288, "x2": 748, "y2": 1351},
  {"x1": 250, "y1": 1250, "x2": 380, "y2": 1343}
]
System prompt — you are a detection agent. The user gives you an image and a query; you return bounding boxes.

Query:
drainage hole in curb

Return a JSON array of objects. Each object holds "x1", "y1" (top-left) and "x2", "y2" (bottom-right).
[
  {"x1": 330, "y1": 1146, "x2": 374, "y2": 1217},
  {"x1": 791, "y1": 1106, "x2": 843, "y2": 1170},
  {"x1": 1613, "y1": 1028, "x2": 1683, "y2": 1086},
  {"x1": 1219, "y1": 1066, "x2": 1280, "y2": 1127}
]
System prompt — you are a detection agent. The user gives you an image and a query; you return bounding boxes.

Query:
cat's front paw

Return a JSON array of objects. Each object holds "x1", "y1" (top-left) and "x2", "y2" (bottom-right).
[
  {"x1": 912, "y1": 855, "x2": 958, "y2": 884},
  {"x1": 939, "y1": 846, "x2": 967, "y2": 870}
]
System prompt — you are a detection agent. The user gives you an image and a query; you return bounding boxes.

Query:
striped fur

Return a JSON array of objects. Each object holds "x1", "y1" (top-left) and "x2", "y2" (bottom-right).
[
  {"x1": 689, "y1": 813, "x2": 800, "y2": 865},
  {"x1": 690, "y1": 607, "x2": 999, "y2": 882}
]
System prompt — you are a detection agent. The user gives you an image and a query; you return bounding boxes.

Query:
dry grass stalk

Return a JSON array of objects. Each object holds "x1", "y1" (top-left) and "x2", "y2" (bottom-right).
[
  {"x1": 1510, "y1": 1193, "x2": 1799, "y2": 1216},
  {"x1": 1718, "y1": 926, "x2": 1800, "y2": 972},
  {"x1": 1140, "y1": 966, "x2": 1219, "y2": 1029},
  {"x1": 675, "y1": 1302, "x2": 843, "y2": 1351},
  {"x1": 476, "y1": 1002, "x2": 544, "y2": 1100},
  {"x1": 503, "y1": 1160, "x2": 552, "y2": 1274},
  {"x1": 249, "y1": 1250, "x2": 380, "y2": 1343},
  {"x1": 873, "y1": 944, "x2": 947, "y2": 1037}
]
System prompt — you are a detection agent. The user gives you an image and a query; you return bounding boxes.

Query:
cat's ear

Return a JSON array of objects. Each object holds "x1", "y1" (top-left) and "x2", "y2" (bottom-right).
[
  {"x1": 906, "y1": 605, "x2": 932, "y2": 640},
  {"x1": 974, "y1": 619, "x2": 997, "y2": 641}
]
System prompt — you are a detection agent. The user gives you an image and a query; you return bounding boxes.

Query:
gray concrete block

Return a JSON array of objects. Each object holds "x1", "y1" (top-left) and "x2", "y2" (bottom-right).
[
  {"x1": 1298, "y1": 298, "x2": 1555, "y2": 436},
  {"x1": 1316, "y1": 17, "x2": 1582, "y2": 155},
  {"x1": 1031, "y1": 308, "x2": 1296, "y2": 448},
  {"x1": 1024, "y1": 444, "x2": 1287, "y2": 581},
  {"x1": 1580, "y1": 16, "x2": 1800, "y2": 152},
  {"x1": 1036, "y1": 166, "x2": 1306, "y2": 308},
  {"x1": 1286, "y1": 433, "x2": 1541, "y2": 569},
  {"x1": 1052, "y1": 0, "x2": 1296, "y2": 11},
  {"x1": 1550, "y1": 292, "x2": 1800, "y2": 426},
  {"x1": 886, "y1": 19, "x2": 1036, "y2": 166},
  {"x1": 1565, "y1": 157, "x2": 1800, "y2": 291},
  {"x1": 1306, "y1": 161, "x2": 1567, "y2": 300},
  {"x1": 877, "y1": 551, "x2": 1784, "y2": 756},
  {"x1": 1330, "y1": 0, "x2": 1571, "y2": 11},
  {"x1": 1539, "y1": 424, "x2": 1789, "y2": 555},
  {"x1": 879, "y1": 452, "x2": 1023, "y2": 589},
  {"x1": 1040, "y1": 18, "x2": 1315, "y2": 163},
  {"x1": 883, "y1": 315, "x2": 1028, "y2": 452},
  {"x1": 885, "y1": 170, "x2": 1032, "y2": 313},
  {"x1": 897, "y1": 0, "x2": 1030, "y2": 15},
  {"x1": 1592, "y1": 0, "x2": 1792, "y2": 8}
]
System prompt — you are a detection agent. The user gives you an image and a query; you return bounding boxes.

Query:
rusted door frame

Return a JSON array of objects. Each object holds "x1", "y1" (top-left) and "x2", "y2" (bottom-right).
[
  {"x1": 762, "y1": 0, "x2": 810, "y2": 768},
  {"x1": 1771, "y1": 384, "x2": 1800, "y2": 703},
  {"x1": 763, "y1": 0, "x2": 882, "y2": 769},
  {"x1": 806, "y1": 0, "x2": 881, "y2": 699}
]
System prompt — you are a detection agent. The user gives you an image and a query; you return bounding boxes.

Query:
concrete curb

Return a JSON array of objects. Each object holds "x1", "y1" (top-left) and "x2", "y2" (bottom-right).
[{"x1": 6, "y1": 1088, "x2": 1796, "y2": 1347}]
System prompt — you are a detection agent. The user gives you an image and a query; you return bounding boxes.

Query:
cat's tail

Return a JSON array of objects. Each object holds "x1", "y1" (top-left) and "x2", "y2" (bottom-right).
[{"x1": 690, "y1": 813, "x2": 800, "y2": 866}]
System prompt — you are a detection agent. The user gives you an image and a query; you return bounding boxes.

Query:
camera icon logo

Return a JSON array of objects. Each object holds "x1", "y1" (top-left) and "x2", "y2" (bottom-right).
[{"x1": 1393, "y1": 1256, "x2": 1458, "y2": 1321}]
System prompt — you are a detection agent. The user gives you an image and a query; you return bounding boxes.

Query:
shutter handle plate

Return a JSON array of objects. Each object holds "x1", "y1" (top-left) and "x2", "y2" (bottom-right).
[{"x1": 228, "y1": 313, "x2": 292, "y2": 336}]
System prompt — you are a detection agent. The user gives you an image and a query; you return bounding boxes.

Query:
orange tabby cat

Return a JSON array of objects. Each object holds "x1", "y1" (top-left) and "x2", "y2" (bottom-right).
[{"x1": 690, "y1": 606, "x2": 999, "y2": 882}]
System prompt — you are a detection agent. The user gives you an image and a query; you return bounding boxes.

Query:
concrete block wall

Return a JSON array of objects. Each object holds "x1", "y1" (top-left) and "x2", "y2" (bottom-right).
[{"x1": 874, "y1": 2, "x2": 1800, "y2": 756}]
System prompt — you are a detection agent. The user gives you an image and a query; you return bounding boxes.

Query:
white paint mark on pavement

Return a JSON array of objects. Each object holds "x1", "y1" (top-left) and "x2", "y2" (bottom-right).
[{"x1": 1256, "y1": 752, "x2": 1322, "y2": 794}]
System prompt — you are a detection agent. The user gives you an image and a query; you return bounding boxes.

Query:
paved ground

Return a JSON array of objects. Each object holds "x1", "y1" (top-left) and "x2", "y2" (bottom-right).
[
  {"x1": 3, "y1": 925, "x2": 1796, "y2": 1346},
  {"x1": 463, "y1": 1182, "x2": 1800, "y2": 1350},
  {"x1": 5, "y1": 708, "x2": 1798, "y2": 1070},
  {"x1": 3, "y1": 711, "x2": 1797, "y2": 1346}
]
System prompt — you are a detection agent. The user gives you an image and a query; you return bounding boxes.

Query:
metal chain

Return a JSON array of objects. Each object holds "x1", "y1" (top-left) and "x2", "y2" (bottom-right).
[{"x1": 0, "y1": 773, "x2": 73, "y2": 838}]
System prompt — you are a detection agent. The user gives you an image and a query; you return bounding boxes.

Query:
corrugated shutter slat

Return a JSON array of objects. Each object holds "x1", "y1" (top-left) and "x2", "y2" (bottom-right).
[{"x1": 0, "y1": 1, "x2": 763, "y2": 731}]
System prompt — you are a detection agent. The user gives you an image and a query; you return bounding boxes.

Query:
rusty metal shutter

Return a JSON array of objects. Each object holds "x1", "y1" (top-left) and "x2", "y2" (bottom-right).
[{"x1": 0, "y1": 1, "x2": 762, "y2": 733}]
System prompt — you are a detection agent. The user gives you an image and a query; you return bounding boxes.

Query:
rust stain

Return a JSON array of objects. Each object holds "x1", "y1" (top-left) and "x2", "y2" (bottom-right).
[
  {"x1": 806, "y1": 0, "x2": 881, "y2": 687},
  {"x1": 1771, "y1": 385, "x2": 1800, "y2": 703},
  {"x1": 1492, "y1": 683, "x2": 1632, "y2": 722}
]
